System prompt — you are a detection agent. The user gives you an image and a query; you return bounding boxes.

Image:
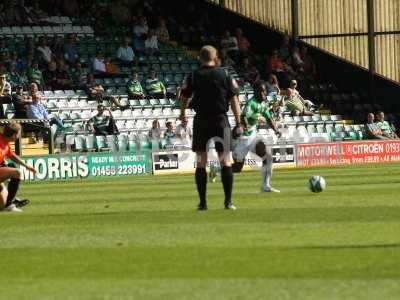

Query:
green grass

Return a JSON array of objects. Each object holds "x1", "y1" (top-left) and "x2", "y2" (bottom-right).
[{"x1": 1, "y1": 163, "x2": 400, "y2": 300}]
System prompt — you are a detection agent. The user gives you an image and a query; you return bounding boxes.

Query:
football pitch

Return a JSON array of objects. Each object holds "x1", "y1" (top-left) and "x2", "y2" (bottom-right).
[{"x1": 2, "y1": 163, "x2": 400, "y2": 300}]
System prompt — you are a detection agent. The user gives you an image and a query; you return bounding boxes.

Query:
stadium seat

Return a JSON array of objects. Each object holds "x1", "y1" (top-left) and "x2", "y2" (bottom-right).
[
  {"x1": 125, "y1": 120, "x2": 136, "y2": 130},
  {"x1": 96, "y1": 136, "x2": 109, "y2": 151},
  {"x1": 106, "y1": 135, "x2": 118, "y2": 152},
  {"x1": 85, "y1": 135, "x2": 96, "y2": 151},
  {"x1": 74, "y1": 135, "x2": 86, "y2": 152},
  {"x1": 122, "y1": 109, "x2": 133, "y2": 118},
  {"x1": 117, "y1": 134, "x2": 129, "y2": 151},
  {"x1": 116, "y1": 120, "x2": 126, "y2": 131}
]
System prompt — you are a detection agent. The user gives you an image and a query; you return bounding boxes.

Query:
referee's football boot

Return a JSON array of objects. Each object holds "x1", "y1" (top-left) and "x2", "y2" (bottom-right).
[
  {"x1": 197, "y1": 203, "x2": 208, "y2": 211},
  {"x1": 224, "y1": 202, "x2": 237, "y2": 210}
]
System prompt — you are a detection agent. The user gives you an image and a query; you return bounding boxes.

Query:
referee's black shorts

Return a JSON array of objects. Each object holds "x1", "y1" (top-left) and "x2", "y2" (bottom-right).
[{"x1": 192, "y1": 114, "x2": 231, "y2": 153}]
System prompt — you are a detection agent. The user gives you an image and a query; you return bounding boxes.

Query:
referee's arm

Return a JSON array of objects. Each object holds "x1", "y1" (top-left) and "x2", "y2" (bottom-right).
[{"x1": 230, "y1": 95, "x2": 241, "y2": 126}]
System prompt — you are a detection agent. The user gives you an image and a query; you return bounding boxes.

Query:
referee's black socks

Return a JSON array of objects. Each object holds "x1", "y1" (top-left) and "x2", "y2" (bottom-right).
[
  {"x1": 6, "y1": 178, "x2": 20, "y2": 207},
  {"x1": 221, "y1": 166, "x2": 233, "y2": 205},
  {"x1": 195, "y1": 168, "x2": 207, "y2": 206}
]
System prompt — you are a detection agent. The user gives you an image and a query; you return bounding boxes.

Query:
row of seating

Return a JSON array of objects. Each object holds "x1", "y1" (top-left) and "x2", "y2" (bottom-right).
[
  {"x1": 0, "y1": 25, "x2": 94, "y2": 36},
  {"x1": 64, "y1": 134, "x2": 189, "y2": 153}
]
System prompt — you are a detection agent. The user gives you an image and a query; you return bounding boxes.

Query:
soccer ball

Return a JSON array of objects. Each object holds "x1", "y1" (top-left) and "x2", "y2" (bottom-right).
[{"x1": 308, "y1": 176, "x2": 326, "y2": 193}]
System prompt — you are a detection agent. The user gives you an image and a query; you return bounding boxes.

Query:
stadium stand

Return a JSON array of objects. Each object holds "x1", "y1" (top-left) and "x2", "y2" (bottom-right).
[{"x1": 1, "y1": 0, "x2": 398, "y2": 156}]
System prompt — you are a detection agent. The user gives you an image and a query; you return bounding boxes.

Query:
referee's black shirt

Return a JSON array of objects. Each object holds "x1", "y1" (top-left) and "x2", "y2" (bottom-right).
[{"x1": 181, "y1": 66, "x2": 238, "y2": 117}]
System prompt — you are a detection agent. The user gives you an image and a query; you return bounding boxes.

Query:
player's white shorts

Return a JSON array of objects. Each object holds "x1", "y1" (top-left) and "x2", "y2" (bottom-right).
[{"x1": 232, "y1": 131, "x2": 273, "y2": 162}]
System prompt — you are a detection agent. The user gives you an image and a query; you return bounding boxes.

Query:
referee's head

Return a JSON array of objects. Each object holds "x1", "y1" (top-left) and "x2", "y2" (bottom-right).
[{"x1": 199, "y1": 45, "x2": 218, "y2": 66}]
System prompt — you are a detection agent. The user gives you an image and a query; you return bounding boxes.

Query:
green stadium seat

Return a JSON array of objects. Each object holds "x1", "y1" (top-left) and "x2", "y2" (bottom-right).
[
  {"x1": 161, "y1": 64, "x2": 171, "y2": 72},
  {"x1": 307, "y1": 126, "x2": 316, "y2": 134},
  {"x1": 96, "y1": 136, "x2": 109, "y2": 151},
  {"x1": 84, "y1": 135, "x2": 95, "y2": 151},
  {"x1": 74, "y1": 135, "x2": 86, "y2": 152},
  {"x1": 345, "y1": 131, "x2": 358, "y2": 140},
  {"x1": 118, "y1": 135, "x2": 129, "y2": 151},
  {"x1": 106, "y1": 135, "x2": 118, "y2": 152}
]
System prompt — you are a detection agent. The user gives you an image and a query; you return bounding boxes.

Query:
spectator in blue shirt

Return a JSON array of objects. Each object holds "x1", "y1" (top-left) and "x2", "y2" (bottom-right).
[
  {"x1": 26, "y1": 83, "x2": 63, "y2": 129},
  {"x1": 117, "y1": 38, "x2": 136, "y2": 67}
]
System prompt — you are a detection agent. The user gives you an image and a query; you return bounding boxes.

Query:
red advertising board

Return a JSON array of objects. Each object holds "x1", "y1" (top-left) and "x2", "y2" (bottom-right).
[{"x1": 296, "y1": 140, "x2": 400, "y2": 167}]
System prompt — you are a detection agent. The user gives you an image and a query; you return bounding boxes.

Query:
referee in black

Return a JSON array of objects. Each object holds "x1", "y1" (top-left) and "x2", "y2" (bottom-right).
[{"x1": 180, "y1": 45, "x2": 242, "y2": 210}]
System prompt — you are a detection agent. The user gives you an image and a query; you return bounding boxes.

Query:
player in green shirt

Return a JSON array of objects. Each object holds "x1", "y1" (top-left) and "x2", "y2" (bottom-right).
[{"x1": 211, "y1": 81, "x2": 281, "y2": 192}]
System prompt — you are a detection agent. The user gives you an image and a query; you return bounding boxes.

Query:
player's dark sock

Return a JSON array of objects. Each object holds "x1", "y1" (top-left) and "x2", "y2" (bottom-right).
[
  {"x1": 6, "y1": 178, "x2": 20, "y2": 207},
  {"x1": 221, "y1": 166, "x2": 233, "y2": 206},
  {"x1": 195, "y1": 168, "x2": 207, "y2": 207}
]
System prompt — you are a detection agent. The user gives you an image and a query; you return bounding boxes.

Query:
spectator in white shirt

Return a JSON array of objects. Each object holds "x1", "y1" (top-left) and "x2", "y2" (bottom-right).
[
  {"x1": 133, "y1": 17, "x2": 148, "y2": 54},
  {"x1": 148, "y1": 120, "x2": 162, "y2": 140},
  {"x1": 37, "y1": 37, "x2": 53, "y2": 66},
  {"x1": 144, "y1": 30, "x2": 160, "y2": 56},
  {"x1": 117, "y1": 38, "x2": 136, "y2": 66},
  {"x1": 175, "y1": 117, "x2": 192, "y2": 145},
  {"x1": 93, "y1": 50, "x2": 106, "y2": 74}
]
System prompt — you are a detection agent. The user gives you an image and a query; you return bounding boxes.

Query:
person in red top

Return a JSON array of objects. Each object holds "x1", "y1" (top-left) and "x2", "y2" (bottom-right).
[{"x1": 0, "y1": 122, "x2": 36, "y2": 212}]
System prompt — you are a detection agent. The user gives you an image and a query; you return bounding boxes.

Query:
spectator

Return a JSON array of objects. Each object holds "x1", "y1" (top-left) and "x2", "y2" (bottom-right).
[
  {"x1": 0, "y1": 73, "x2": 12, "y2": 118},
  {"x1": 284, "y1": 85, "x2": 313, "y2": 116},
  {"x1": 85, "y1": 74, "x2": 128, "y2": 109},
  {"x1": 70, "y1": 62, "x2": 88, "y2": 89},
  {"x1": 44, "y1": 60, "x2": 58, "y2": 90},
  {"x1": 88, "y1": 105, "x2": 119, "y2": 136},
  {"x1": 289, "y1": 80, "x2": 314, "y2": 107},
  {"x1": 144, "y1": 29, "x2": 160, "y2": 56},
  {"x1": 365, "y1": 113, "x2": 387, "y2": 140},
  {"x1": 133, "y1": 16, "x2": 148, "y2": 54},
  {"x1": 104, "y1": 57, "x2": 119, "y2": 75},
  {"x1": 236, "y1": 28, "x2": 250, "y2": 55},
  {"x1": 144, "y1": 69, "x2": 166, "y2": 99},
  {"x1": 164, "y1": 121, "x2": 176, "y2": 140},
  {"x1": 85, "y1": 73, "x2": 104, "y2": 101},
  {"x1": 37, "y1": 37, "x2": 53, "y2": 66},
  {"x1": 26, "y1": 83, "x2": 64, "y2": 130},
  {"x1": 220, "y1": 30, "x2": 239, "y2": 63},
  {"x1": 175, "y1": 116, "x2": 192, "y2": 144},
  {"x1": 8, "y1": 63, "x2": 26, "y2": 89},
  {"x1": 55, "y1": 60, "x2": 73, "y2": 90},
  {"x1": 12, "y1": 85, "x2": 32, "y2": 119},
  {"x1": 63, "y1": 34, "x2": 78, "y2": 65},
  {"x1": 236, "y1": 57, "x2": 259, "y2": 85},
  {"x1": 375, "y1": 111, "x2": 398, "y2": 139},
  {"x1": 148, "y1": 120, "x2": 161, "y2": 139},
  {"x1": 50, "y1": 35, "x2": 64, "y2": 60},
  {"x1": 156, "y1": 18, "x2": 170, "y2": 44},
  {"x1": 265, "y1": 74, "x2": 281, "y2": 96},
  {"x1": 117, "y1": 38, "x2": 135, "y2": 66},
  {"x1": 92, "y1": 50, "x2": 107, "y2": 74},
  {"x1": 127, "y1": 71, "x2": 145, "y2": 99},
  {"x1": 219, "y1": 48, "x2": 235, "y2": 67},
  {"x1": 26, "y1": 61, "x2": 44, "y2": 87}
]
